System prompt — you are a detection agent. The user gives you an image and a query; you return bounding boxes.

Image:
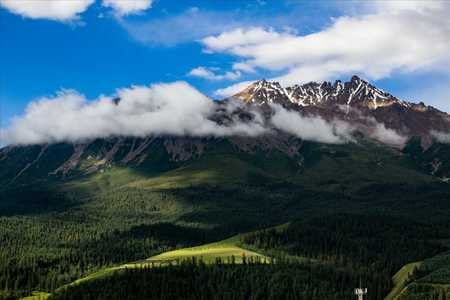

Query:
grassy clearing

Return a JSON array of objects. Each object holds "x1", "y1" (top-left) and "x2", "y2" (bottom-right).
[
  {"x1": 388, "y1": 251, "x2": 450, "y2": 299},
  {"x1": 140, "y1": 239, "x2": 267, "y2": 265},
  {"x1": 395, "y1": 282, "x2": 450, "y2": 300},
  {"x1": 36, "y1": 234, "x2": 268, "y2": 299},
  {"x1": 20, "y1": 291, "x2": 50, "y2": 300}
]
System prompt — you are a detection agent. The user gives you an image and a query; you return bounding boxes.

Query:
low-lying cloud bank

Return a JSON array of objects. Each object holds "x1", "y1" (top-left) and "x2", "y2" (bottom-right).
[
  {"x1": 1, "y1": 81, "x2": 406, "y2": 147},
  {"x1": 2, "y1": 82, "x2": 266, "y2": 145},
  {"x1": 370, "y1": 122, "x2": 407, "y2": 147},
  {"x1": 432, "y1": 131, "x2": 450, "y2": 144},
  {"x1": 270, "y1": 104, "x2": 353, "y2": 144}
]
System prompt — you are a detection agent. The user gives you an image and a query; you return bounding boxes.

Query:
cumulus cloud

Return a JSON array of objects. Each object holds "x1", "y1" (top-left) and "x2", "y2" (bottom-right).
[
  {"x1": 207, "y1": 1, "x2": 450, "y2": 93},
  {"x1": 0, "y1": 0, "x2": 152, "y2": 21},
  {"x1": 0, "y1": 0, "x2": 94, "y2": 21},
  {"x1": 202, "y1": 27, "x2": 287, "y2": 52},
  {"x1": 188, "y1": 67, "x2": 241, "y2": 81},
  {"x1": 102, "y1": 0, "x2": 152, "y2": 16}
]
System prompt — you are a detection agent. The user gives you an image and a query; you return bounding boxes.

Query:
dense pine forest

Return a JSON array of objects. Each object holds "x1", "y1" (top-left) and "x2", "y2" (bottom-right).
[
  {"x1": 33, "y1": 214, "x2": 450, "y2": 300},
  {"x1": 241, "y1": 214, "x2": 450, "y2": 300},
  {"x1": 47, "y1": 261, "x2": 364, "y2": 300}
]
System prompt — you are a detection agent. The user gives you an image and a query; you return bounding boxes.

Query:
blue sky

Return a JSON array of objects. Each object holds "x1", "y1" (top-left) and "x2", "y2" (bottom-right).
[{"x1": 1, "y1": 0, "x2": 450, "y2": 132}]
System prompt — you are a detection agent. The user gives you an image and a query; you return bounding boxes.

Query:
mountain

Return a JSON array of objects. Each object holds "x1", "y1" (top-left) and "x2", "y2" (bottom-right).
[
  {"x1": 1, "y1": 76, "x2": 450, "y2": 186},
  {"x1": 232, "y1": 75, "x2": 428, "y2": 110},
  {"x1": 231, "y1": 76, "x2": 450, "y2": 148},
  {"x1": 1, "y1": 76, "x2": 450, "y2": 299},
  {"x1": 233, "y1": 76, "x2": 401, "y2": 108}
]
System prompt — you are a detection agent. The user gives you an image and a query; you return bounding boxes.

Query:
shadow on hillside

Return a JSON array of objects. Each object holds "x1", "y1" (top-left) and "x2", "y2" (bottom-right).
[
  {"x1": 75, "y1": 223, "x2": 218, "y2": 264},
  {"x1": 0, "y1": 185, "x2": 83, "y2": 216}
]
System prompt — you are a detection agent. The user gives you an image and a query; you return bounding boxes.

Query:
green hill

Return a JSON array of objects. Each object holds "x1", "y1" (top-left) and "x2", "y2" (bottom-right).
[
  {"x1": 394, "y1": 252, "x2": 450, "y2": 299},
  {"x1": 21, "y1": 214, "x2": 450, "y2": 300},
  {"x1": 20, "y1": 232, "x2": 268, "y2": 300}
]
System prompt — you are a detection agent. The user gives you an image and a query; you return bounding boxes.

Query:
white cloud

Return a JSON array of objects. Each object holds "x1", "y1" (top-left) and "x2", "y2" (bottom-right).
[
  {"x1": 232, "y1": 62, "x2": 256, "y2": 73},
  {"x1": 370, "y1": 1, "x2": 443, "y2": 14},
  {"x1": 0, "y1": 0, "x2": 94, "y2": 21},
  {"x1": 102, "y1": 0, "x2": 152, "y2": 16},
  {"x1": 202, "y1": 27, "x2": 287, "y2": 52},
  {"x1": 1, "y1": 82, "x2": 359, "y2": 146},
  {"x1": 207, "y1": 1, "x2": 450, "y2": 92},
  {"x1": 2, "y1": 82, "x2": 267, "y2": 145},
  {"x1": 0, "y1": 82, "x2": 412, "y2": 147},
  {"x1": 270, "y1": 104, "x2": 353, "y2": 144},
  {"x1": 370, "y1": 122, "x2": 407, "y2": 147},
  {"x1": 432, "y1": 131, "x2": 450, "y2": 144},
  {"x1": 188, "y1": 67, "x2": 241, "y2": 81},
  {"x1": 0, "y1": 0, "x2": 153, "y2": 21},
  {"x1": 214, "y1": 81, "x2": 253, "y2": 98}
]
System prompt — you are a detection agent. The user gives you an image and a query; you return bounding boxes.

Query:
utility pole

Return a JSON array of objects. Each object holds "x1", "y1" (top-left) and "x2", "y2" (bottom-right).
[{"x1": 354, "y1": 279, "x2": 367, "y2": 300}]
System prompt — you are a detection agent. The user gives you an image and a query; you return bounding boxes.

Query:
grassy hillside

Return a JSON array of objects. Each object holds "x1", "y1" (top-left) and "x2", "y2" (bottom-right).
[
  {"x1": 395, "y1": 252, "x2": 450, "y2": 299},
  {"x1": 385, "y1": 261, "x2": 422, "y2": 300},
  {"x1": 239, "y1": 214, "x2": 450, "y2": 300},
  {"x1": 1, "y1": 139, "x2": 450, "y2": 299},
  {"x1": 19, "y1": 233, "x2": 268, "y2": 300},
  {"x1": 31, "y1": 213, "x2": 450, "y2": 300}
]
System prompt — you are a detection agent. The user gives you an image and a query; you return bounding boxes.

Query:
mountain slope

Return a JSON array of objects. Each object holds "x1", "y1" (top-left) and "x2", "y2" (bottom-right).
[
  {"x1": 21, "y1": 231, "x2": 269, "y2": 300},
  {"x1": 1, "y1": 76, "x2": 450, "y2": 187},
  {"x1": 1, "y1": 76, "x2": 450, "y2": 299}
]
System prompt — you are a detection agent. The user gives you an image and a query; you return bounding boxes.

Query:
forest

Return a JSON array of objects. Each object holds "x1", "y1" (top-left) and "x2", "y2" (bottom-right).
[
  {"x1": 1, "y1": 141, "x2": 450, "y2": 299},
  {"x1": 47, "y1": 261, "x2": 366, "y2": 300}
]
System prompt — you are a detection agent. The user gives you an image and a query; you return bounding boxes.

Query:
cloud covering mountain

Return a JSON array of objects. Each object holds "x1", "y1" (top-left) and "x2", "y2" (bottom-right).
[
  {"x1": 1, "y1": 82, "x2": 368, "y2": 146},
  {"x1": 1, "y1": 82, "x2": 265, "y2": 145}
]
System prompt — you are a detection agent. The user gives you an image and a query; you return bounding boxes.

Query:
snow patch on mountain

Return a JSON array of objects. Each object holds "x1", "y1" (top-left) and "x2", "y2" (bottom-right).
[{"x1": 232, "y1": 75, "x2": 403, "y2": 109}]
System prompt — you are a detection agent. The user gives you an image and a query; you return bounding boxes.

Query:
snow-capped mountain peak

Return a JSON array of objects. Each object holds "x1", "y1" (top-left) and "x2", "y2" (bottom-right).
[
  {"x1": 231, "y1": 75, "x2": 401, "y2": 110},
  {"x1": 233, "y1": 79, "x2": 290, "y2": 105}
]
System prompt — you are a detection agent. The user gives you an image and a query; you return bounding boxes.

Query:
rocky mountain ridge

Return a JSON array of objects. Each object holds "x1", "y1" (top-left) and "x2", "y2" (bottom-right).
[
  {"x1": 231, "y1": 76, "x2": 450, "y2": 147},
  {"x1": 232, "y1": 76, "x2": 423, "y2": 110}
]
